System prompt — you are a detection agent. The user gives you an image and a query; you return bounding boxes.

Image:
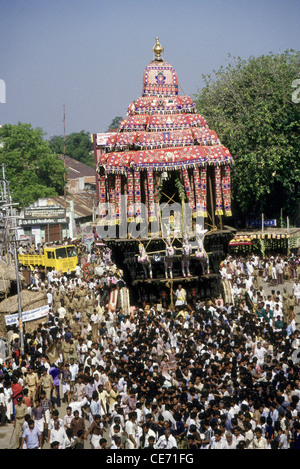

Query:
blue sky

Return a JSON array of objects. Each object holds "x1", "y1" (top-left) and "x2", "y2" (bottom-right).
[{"x1": 0, "y1": 0, "x2": 299, "y2": 138}]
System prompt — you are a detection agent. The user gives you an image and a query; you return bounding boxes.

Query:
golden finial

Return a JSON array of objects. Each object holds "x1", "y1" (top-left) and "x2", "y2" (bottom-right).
[{"x1": 153, "y1": 37, "x2": 164, "y2": 61}]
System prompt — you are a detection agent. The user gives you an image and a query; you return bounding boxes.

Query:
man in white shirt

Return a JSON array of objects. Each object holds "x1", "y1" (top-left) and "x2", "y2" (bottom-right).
[
  {"x1": 293, "y1": 280, "x2": 300, "y2": 305},
  {"x1": 210, "y1": 430, "x2": 226, "y2": 449},
  {"x1": 68, "y1": 396, "x2": 88, "y2": 417},
  {"x1": 140, "y1": 424, "x2": 157, "y2": 449},
  {"x1": 125, "y1": 412, "x2": 138, "y2": 449},
  {"x1": 69, "y1": 358, "x2": 79, "y2": 393},
  {"x1": 249, "y1": 428, "x2": 268, "y2": 449},
  {"x1": 49, "y1": 418, "x2": 68, "y2": 449},
  {"x1": 155, "y1": 428, "x2": 177, "y2": 449},
  {"x1": 47, "y1": 289, "x2": 53, "y2": 310},
  {"x1": 57, "y1": 302, "x2": 66, "y2": 320},
  {"x1": 253, "y1": 342, "x2": 267, "y2": 366},
  {"x1": 223, "y1": 431, "x2": 237, "y2": 449},
  {"x1": 245, "y1": 276, "x2": 253, "y2": 290},
  {"x1": 246, "y1": 260, "x2": 254, "y2": 276},
  {"x1": 175, "y1": 285, "x2": 187, "y2": 308},
  {"x1": 110, "y1": 435, "x2": 122, "y2": 449},
  {"x1": 277, "y1": 427, "x2": 289, "y2": 449}
]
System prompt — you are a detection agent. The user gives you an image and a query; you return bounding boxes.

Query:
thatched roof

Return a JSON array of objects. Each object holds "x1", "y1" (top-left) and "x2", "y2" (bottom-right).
[
  {"x1": 0, "y1": 260, "x2": 23, "y2": 281},
  {"x1": 0, "y1": 290, "x2": 47, "y2": 314},
  {"x1": 0, "y1": 260, "x2": 25, "y2": 295}
]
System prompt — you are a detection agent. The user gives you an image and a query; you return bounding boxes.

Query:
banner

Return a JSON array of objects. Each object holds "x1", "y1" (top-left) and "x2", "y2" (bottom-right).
[
  {"x1": 96, "y1": 133, "x2": 116, "y2": 146},
  {"x1": 46, "y1": 341, "x2": 61, "y2": 364},
  {"x1": 5, "y1": 305, "x2": 49, "y2": 327},
  {"x1": 108, "y1": 288, "x2": 119, "y2": 311}
]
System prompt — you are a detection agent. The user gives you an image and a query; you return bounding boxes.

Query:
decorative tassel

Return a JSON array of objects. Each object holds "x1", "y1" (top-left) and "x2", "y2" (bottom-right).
[
  {"x1": 127, "y1": 170, "x2": 135, "y2": 222},
  {"x1": 99, "y1": 171, "x2": 107, "y2": 219},
  {"x1": 115, "y1": 173, "x2": 121, "y2": 225},
  {"x1": 147, "y1": 168, "x2": 157, "y2": 222},
  {"x1": 199, "y1": 166, "x2": 207, "y2": 217},
  {"x1": 108, "y1": 174, "x2": 117, "y2": 225},
  {"x1": 222, "y1": 165, "x2": 232, "y2": 216},
  {"x1": 182, "y1": 167, "x2": 195, "y2": 213},
  {"x1": 193, "y1": 167, "x2": 202, "y2": 218},
  {"x1": 134, "y1": 169, "x2": 143, "y2": 222},
  {"x1": 215, "y1": 165, "x2": 223, "y2": 216}
]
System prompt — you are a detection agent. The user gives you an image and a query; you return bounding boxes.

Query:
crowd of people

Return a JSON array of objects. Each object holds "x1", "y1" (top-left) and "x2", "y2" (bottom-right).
[
  {"x1": 220, "y1": 252, "x2": 300, "y2": 329},
  {"x1": 0, "y1": 243, "x2": 300, "y2": 450}
]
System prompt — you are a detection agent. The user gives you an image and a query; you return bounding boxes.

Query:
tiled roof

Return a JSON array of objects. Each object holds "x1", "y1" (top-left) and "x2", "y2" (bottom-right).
[
  {"x1": 60, "y1": 155, "x2": 95, "y2": 179},
  {"x1": 50, "y1": 191, "x2": 97, "y2": 219}
]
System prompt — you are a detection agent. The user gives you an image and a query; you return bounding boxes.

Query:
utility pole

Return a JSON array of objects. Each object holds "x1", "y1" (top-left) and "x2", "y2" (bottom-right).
[
  {"x1": 0, "y1": 164, "x2": 24, "y2": 354},
  {"x1": 63, "y1": 105, "x2": 68, "y2": 239}
]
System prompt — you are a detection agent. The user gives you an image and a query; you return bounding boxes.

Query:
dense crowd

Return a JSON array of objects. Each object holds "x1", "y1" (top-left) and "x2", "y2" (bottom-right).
[{"x1": 0, "y1": 245, "x2": 300, "y2": 450}]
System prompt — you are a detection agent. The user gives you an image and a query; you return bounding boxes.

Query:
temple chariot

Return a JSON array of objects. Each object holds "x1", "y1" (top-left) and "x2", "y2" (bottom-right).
[{"x1": 92, "y1": 38, "x2": 235, "y2": 307}]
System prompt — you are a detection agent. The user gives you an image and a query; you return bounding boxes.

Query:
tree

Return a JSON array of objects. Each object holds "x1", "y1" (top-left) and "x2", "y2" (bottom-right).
[
  {"x1": 0, "y1": 122, "x2": 65, "y2": 207},
  {"x1": 48, "y1": 130, "x2": 94, "y2": 167},
  {"x1": 194, "y1": 50, "x2": 300, "y2": 223},
  {"x1": 107, "y1": 116, "x2": 123, "y2": 132}
]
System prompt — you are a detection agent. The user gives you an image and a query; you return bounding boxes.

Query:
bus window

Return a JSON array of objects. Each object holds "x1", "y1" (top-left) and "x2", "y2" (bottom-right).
[
  {"x1": 55, "y1": 247, "x2": 67, "y2": 259},
  {"x1": 67, "y1": 246, "x2": 77, "y2": 258}
]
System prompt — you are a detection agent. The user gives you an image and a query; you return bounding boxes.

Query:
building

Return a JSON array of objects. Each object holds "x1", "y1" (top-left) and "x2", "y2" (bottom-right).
[
  {"x1": 60, "y1": 154, "x2": 96, "y2": 194},
  {"x1": 17, "y1": 155, "x2": 97, "y2": 244}
]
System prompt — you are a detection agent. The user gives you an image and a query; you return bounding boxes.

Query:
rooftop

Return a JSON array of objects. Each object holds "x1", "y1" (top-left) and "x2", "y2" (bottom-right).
[{"x1": 60, "y1": 155, "x2": 95, "y2": 180}]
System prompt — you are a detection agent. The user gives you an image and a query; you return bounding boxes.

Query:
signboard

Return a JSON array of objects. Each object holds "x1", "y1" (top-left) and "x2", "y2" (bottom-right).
[
  {"x1": 5, "y1": 305, "x2": 49, "y2": 327},
  {"x1": 21, "y1": 217, "x2": 68, "y2": 225},
  {"x1": 96, "y1": 133, "x2": 116, "y2": 146},
  {"x1": 247, "y1": 219, "x2": 277, "y2": 228},
  {"x1": 24, "y1": 207, "x2": 66, "y2": 220},
  {"x1": 21, "y1": 206, "x2": 67, "y2": 226},
  {"x1": 82, "y1": 233, "x2": 94, "y2": 244}
]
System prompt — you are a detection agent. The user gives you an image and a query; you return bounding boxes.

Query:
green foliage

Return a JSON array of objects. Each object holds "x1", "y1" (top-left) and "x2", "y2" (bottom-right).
[
  {"x1": 194, "y1": 50, "x2": 300, "y2": 221},
  {"x1": 0, "y1": 122, "x2": 64, "y2": 207},
  {"x1": 48, "y1": 130, "x2": 94, "y2": 167},
  {"x1": 175, "y1": 175, "x2": 186, "y2": 203},
  {"x1": 107, "y1": 116, "x2": 123, "y2": 132}
]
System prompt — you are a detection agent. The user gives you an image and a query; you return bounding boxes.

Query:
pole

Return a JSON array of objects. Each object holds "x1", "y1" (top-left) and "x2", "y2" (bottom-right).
[
  {"x1": 1, "y1": 166, "x2": 24, "y2": 353},
  {"x1": 287, "y1": 216, "x2": 290, "y2": 255},
  {"x1": 13, "y1": 228, "x2": 24, "y2": 354},
  {"x1": 208, "y1": 173, "x2": 216, "y2": 230},
  {"x1": 2, "y1": 164, "x2": 7, "y2": 200},
  {"x1": 63, "y1": 105, "x2": 68, "y2": 239}
]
